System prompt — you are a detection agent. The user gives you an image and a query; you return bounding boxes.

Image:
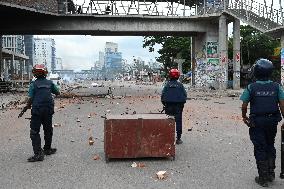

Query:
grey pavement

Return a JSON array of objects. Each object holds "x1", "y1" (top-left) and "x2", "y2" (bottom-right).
[{"x1": 0, "y1": 83, "x2": 283, "y2": 189}]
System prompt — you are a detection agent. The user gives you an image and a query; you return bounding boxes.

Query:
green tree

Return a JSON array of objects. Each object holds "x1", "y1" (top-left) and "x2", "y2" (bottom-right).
[
  {"x1": 239, "y1": 25, "x2": 279, "y2": 66},
  {"x1": 228, "y1": 25, "x2": 280, "y2": 84},
  {"x1": 143, "y1": 36, "x2": 191, "y2": 74}
]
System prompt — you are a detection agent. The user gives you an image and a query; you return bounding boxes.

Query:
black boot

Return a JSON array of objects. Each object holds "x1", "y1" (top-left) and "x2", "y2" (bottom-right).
[
  {"x1": 27, "y1": 149, "x2": 44, "y2": 162},
  {"x1": 43, "y1": 148, "x2": 57, "y2": 155},
  {"x1": 267, "y1": 158, "x2": 275, "y2": 182},
  {"x1": 176, "y1": 135, "x2": 183, "y2": 145},
  {"x1": 255, "y1": 160, "x2": 269, "y2": 187}
]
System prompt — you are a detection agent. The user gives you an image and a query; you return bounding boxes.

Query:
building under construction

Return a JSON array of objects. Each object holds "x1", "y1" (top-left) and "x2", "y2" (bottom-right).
[{"x1": 0, "y1": 35, "x2": 33, "y2": 91}]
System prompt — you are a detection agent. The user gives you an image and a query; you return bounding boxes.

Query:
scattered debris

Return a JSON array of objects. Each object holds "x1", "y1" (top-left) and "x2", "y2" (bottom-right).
[
  {"x1": 93, "y1": 155, "x2": 100, "y2": 160},
  {"x1": 105, "y1": 95, "x2": 111, "y2": 99},
  {"x1": 113, "y1": 96, "x2": 123, "y2": 99},
  {"x1": 131, "y1": 162, "x2": 137, "y2": 168},
  {"x1": 53, "y1": 123, "x2": 62, "y2": 128},
  {"x1": 60, "y1": 104, "x2": 66, "y2": 108},
  {"x1": 156, "y1": 171, "x2": 167, "y2": 180},
  {"x1": 214, "y1": 102, "x2": 226, "y2": 104},
  {"x1": 137, "y1": 162, "x2": 146, "y2": 168},
  {"x1": 131, "y1": 162, "x2": 146, "y2": 168},
  {"x1": 89, "y1": 136, "x2": 94, "y2": 145}
]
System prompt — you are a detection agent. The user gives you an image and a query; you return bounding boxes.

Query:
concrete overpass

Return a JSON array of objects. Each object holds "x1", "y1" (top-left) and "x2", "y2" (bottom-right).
[{"x1": 0, "y1": 0, "x2": 283, "y2": 89}]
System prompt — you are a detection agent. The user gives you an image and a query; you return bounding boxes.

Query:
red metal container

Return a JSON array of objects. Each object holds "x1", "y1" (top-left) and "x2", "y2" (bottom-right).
[{"x1": 104, "y1": 114, "x2": 175, "y2": 162}]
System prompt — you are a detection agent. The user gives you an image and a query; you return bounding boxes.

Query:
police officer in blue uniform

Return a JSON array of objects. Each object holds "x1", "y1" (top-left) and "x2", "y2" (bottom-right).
[
  {"x1": 161, "y1": 68, "x2": 187, "y2": 144},
  {"x1": 22, "y1": 64, "x2": 60, "y2": 162},
  {"x1": 240, "y1": 59, "x2": 284, "y2": 187}
]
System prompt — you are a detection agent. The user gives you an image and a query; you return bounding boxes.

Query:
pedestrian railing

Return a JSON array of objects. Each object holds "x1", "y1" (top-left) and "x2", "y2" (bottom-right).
[
  {"x1": 67, "y1": 0, "x2": 226, "y2": 17},
  {"x1": 227, "y1": 0, "x2": 283, "y2": 31},
  {"x1": 64, "y1": 0, "x2": 283, "y2": 31}
]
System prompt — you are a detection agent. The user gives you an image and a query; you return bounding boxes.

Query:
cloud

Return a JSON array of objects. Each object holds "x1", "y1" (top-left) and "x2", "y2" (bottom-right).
[{"x1": 36, "y1": 35, "x2": 160, "y2": 71}]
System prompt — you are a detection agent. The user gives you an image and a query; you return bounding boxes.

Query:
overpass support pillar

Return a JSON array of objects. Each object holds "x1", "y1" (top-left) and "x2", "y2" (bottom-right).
[
  {"x1": 233, "y1": 18, "x2": 240, "y2": 90},
  {"x1": 219, "y1": 14, "x2": 228, "y2": 90},
  {"x1": 281, "y1": 35, "x2": 284, "y2": 85}
]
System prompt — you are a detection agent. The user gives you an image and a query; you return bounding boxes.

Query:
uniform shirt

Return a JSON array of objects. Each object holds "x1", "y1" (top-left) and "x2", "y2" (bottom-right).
[
  {"x1": 28, "y1": 77, "x2": 60, "y2": 98},
  {"x1": 240, "y1": 80, "x2": 284, "y2": 102}
]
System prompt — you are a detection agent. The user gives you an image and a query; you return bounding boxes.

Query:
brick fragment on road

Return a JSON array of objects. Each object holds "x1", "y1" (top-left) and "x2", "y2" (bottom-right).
[
  {"x1": 93, "y1": 155, "x2": 100, "y2": 160},
  {"x1": 53, "y1": 123, "x2": 62, "y2": 128},
  {"x1": 89, "y1": 137, "x2": 94, "y2": 145},
  {"x1": 156, "y1": 171, "x2": 167, "y2": 180}
]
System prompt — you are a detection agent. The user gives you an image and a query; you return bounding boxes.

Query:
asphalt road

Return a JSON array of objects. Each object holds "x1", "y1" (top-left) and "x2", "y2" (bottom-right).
[{"x1": 0, "y1": 82, "x2": 283, "y2": 189}]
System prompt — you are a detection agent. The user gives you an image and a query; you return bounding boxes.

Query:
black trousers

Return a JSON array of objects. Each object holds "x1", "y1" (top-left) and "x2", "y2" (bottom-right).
[
  {"x1": 30, "y1": 107, "x2": 53, "y2": 154},
  {"x1": 249, "y1": 116, "x2": 278, "y2": 161},
  {"x1": 164, "y1": 103, "x2": 184, "y2": 138}
]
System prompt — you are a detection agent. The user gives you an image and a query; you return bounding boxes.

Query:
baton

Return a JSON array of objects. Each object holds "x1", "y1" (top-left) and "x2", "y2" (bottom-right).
[{"x1": 18, "y1": 106, "x2": 28, "y2": 118}]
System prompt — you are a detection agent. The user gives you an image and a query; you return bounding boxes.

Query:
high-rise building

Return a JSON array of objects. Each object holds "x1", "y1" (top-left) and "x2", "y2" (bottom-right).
[
  {"x1": 55, "y1": 58, "x2": 63, "y2": 70},
  {"x1": 98, "y1": 51, "x2": 105, "y2": 69},
  {"x1": 104, "y1": 42, "x2": 122, "y2": 70},
  {"x1": 24, "y1": 35, "x2": 34, "y2": 72},
  {"x1": 105, "y1": 42, "x2": 118, "y2": 53},
  {"x1": 34, "y1": 38, "x2": 56, "y2": 72}
]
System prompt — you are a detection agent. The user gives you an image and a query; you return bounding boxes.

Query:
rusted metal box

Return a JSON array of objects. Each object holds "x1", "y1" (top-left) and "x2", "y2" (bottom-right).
[{"x1": 104, "y1": 114, "x2": 175, "y2": 162}]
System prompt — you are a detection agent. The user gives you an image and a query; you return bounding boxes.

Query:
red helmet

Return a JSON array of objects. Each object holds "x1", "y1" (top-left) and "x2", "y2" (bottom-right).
[
  {"x1": 32, "y1": 64, "x2": 48, "y2": 77},
  {"x1": 169, "y1": 68, "x2": 180, "y2": 79}
]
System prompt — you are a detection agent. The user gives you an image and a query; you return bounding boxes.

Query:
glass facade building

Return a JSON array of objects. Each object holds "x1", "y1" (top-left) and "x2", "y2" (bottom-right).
[{"x1": 105, "y1": 51, "x2": 122, "y2": 70}]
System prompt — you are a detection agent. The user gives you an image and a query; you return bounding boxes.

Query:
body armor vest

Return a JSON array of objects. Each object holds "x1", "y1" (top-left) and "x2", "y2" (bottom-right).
[
  {"x1": 249, "y1": 82, "x2": 280, "y2": 115},
  {"x1": 162, "y1": 80, "x2": 186, "y2": 103},
  {"x1": 32, "y1": 79, "x2": 54, "y2": 109}
]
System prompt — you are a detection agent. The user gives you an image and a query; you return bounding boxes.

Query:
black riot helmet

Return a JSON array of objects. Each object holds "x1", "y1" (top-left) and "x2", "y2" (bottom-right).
[{"x1": 253, "y1": 58, "x2": 274, "y2": 80}]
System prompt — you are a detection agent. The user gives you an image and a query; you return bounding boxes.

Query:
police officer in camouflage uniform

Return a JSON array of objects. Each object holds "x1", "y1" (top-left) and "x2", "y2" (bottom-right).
[
  {"x1": 240, "y1": 59, "x2": 284, "y2": 187},
  {"x1": 23, "y1": 64, "x2": 60, "y2": 162},
  {"x1": 161, "y1": 68, "x2": 187, "y2": 145}
]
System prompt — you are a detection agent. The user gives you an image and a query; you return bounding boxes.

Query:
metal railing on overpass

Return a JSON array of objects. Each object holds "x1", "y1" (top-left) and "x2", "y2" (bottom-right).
[
  {"x1": 65, "y1": 0, "x2": 226, "y2": 16},
  {"x1": 227, "y1": 0, "x2": 283, "y2": 30},
  {"x1": 61, "y1": 0, "x2": 283, "y2": 30}
]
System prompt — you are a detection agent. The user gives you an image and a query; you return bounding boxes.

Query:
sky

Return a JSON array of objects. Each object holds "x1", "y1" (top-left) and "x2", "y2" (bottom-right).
[
  {"x1": 36, "y1": 0, "x2": 282, "y2": 71},
  {"x1": 36, "y1": 35, "x2": 160, "y2": 71}
]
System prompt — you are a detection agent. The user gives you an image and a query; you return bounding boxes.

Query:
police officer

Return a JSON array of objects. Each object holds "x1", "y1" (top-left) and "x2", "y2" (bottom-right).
[
  {"x1": 240, "y1": 59, "x2": 284, "y2": 187},
  {"x1": 161, "y1": 68, "x2": 187, "y2": 144},
  {"x1": 23, "y1": 64, "x2": 60, "y2": 162}
]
